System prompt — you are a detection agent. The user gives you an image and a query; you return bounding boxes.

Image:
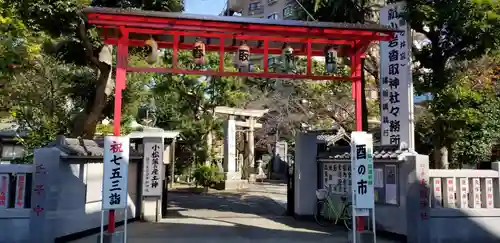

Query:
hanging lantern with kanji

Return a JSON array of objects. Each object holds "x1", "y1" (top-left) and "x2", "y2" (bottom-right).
[
  {"x1": 325, "y1": 46, "x2": 338, "y2": 73},
  {"x1": 281, "y1": 43, "x2": 295, "y2": 73},
  {"x1": 236, "y1": 41, "x2": 250, "y2": 71},
  {"x1": 144, "y1": 38, "x2": 159, "y2": 65},
  {"x1": 193, "y1": 38, "x2": 206, "y2": 67}
]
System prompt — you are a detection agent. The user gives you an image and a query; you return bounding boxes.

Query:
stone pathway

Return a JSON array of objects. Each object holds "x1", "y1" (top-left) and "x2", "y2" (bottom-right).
[
  {"x1": 72, "y1": 190, "x2": 402, "y2": 243},
  {"x1": 167, "y1": 190, "x2": 287, "y2": 217},
  {"x1": 242, "y1": 181, "x2": 288, "y2": 208}
]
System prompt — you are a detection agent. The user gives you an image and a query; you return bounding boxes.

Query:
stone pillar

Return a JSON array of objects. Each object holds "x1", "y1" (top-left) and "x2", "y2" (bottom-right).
[
  {"x1": 223, "y1": 116, "x2": 244, "y2": 189},
  {"x1": 492, "y1": 162, "x2": 500, "y2": 208},
  {"x1": 274, "y1": 141, "x2": 288, "y2": 177},
  {"x1": 405, "y1": 154, "x2": 431, "y2": 243},
  {"x1": 247, "y1": 118, "x2": 255, "y2": 169},
  {"x1": 294, "y1": 133, "x2": 317, "y2": 216},
  {"x1": 141, "y1": 137, "x2": 163, "y2": 222},
  {"x1": 224, "y1": 116, "x2": 237, "y2": 176},
  {"x1": 170, "y1": 138, "x2": 176, "y2": 188},
  {"x1": 31, "y1": 147, "x2": 61, "y2": 243}
]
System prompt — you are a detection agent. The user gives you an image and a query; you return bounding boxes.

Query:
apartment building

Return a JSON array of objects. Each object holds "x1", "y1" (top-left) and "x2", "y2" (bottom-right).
[{"x1": 223, "y1": 0, "x2": 299, "y2": 20}]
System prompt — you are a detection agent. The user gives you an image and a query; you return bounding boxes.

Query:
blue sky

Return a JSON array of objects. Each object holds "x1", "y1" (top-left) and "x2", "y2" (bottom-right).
[{"x1": 185, "y1": 0, "x2": 226, "y2": 15}]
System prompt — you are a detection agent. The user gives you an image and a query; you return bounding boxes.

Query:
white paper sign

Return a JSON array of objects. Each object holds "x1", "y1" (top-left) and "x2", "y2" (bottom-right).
[
  {"x1": 0, "y1": 174, "x2": 9, "y2": 209},
  {"x1": 351, "y1": 132, "x2": 374, "y2": 209},
  {"x1": 102, "y1": 136, "x2": 129, "y2": 210},
  {"x1": 142, "y1": 142, "x2": 164, "y2": 196},
  {"x1": 380, "y1": 2, "x2": 414, "y2": 149}
]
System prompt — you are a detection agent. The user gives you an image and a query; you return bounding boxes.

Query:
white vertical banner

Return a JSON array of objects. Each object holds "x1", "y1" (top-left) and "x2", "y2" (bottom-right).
[
  {"x1": 142, "y1": 142, "x2": 164, "y2": 196},
  {"x1": 0, "y1": 174, "x2": 9, "y2": 209},
  {"x1": 102, "y1": 136, "x2": 129, "y2": 210},
  {"x1": 380, "y1": 2, "x2": 414, "y2": 150},
  {"x1": 351, "y1": 132, "x2": 375, "y2": 211}
]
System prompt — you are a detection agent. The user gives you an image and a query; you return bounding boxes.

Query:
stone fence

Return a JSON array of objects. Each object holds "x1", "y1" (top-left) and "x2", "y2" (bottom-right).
[
  {"x1": 294, "y1": 132, "x2": 500, "y2": 243},
  {"x1": 0, "y1": 137, "x2": 143, "y2": 243},
  {"x1": 0, "y1": 164, "x2": 33, "y2": 242}
]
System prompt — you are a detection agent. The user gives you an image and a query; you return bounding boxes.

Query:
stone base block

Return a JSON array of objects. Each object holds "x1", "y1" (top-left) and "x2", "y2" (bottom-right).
[
  {"x1": 359, "y1": 231, "x2": 375, "y2": 243},
  {"x1": 249, "y1": 174, "x2": 257, "y2": 183},
  {"x1": 223, "y1": 179, "x2": 248, "y2": 190},
  {"x1": 96, "y1": 231, "x2": 124, "y2": 243},
  {"x1": 224, "y1": 171, "x2": 241, "y2": 180},
  {"x1": 347, "y1": 231, "x2": 375, "y2": 243},
  {"x1": 141, "y1": 196, "x2": 161, "y2": 222},
  {"x1": 249, "y1": 173, "x2": 266, "y2": 183}
]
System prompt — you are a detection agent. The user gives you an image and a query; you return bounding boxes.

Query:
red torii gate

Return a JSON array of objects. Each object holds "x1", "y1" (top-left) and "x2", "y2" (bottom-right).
[{"x1": 83, "y1": 6, "x2": 396, "y2": 235}]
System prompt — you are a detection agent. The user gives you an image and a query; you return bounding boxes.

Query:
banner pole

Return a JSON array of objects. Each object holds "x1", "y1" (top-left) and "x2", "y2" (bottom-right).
[
  {"x1": 124, "y1": 208, "x2": 128, "y2": 243},
  {"x1": 372, "y1": 208, "x2": 377, "y2": 243},
  {"x1": 100, "y1": 210, "x2": 104, "y2": 243}
]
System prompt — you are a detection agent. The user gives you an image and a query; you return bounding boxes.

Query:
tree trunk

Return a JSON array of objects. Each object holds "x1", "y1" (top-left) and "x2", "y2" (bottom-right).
[
  {"x1": 431, "y1": 118, "x2": 449, "y2": 169},
  {"x1": 70, "y1": 57, "x2": 112, "y2": 138},
  {"x1": 433, "y1": 145, "x2": 449, "y2": 169},
  {"x1": 73, "y1": 20, "x2": 115, "y2": 139}
]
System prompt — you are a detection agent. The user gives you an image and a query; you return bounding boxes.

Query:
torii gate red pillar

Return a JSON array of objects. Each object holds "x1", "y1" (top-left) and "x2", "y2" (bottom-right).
[
  {"x1": 351, "y1": 45, "x2": 365, "y2": 232},
  {"x1": 108, "y1": 26, "x2": 129, "y2": 233},
  {"x1": 352, "y1": 50, "x2": 363, "y2": 132}
]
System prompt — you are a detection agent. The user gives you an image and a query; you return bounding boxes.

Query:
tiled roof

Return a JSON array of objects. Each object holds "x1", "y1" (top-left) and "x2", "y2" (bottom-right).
[
  {"x1": 83, "y1": 7, "x2": 400, "y2": 33},
  {"x1": 318, "y1": 145, "x2": 405, "y2": 160},
  {"x1": 316, "y1": 134, "x2": 349, "y2": 144},
  {"x1": 47, "y1": 136, "x2": 142, "y2": 158},
  {"x1": 0, "y1": 122, "x2": 27, "y2": 137}
]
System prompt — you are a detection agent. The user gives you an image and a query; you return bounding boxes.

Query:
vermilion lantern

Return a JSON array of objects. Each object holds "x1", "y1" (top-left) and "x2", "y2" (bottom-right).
[
  {"x1": 236, "y1": 41, "x2": 250, "y2": 71},
  {"x1": 281, "y1": 43, "x2": 294, "y2": 73},
  {"x1": 325, "y1": 46, "x2": 338, "y2": 73},
  {"x1": 145, "y1": 38, "x2": 159, "y2": 65},
  {"x1": 193, "y1": 37, "x2": 206, "y2": 67}
]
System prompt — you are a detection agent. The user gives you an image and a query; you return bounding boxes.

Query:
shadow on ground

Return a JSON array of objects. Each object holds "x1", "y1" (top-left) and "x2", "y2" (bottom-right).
[
  {"x1": 152, "y1": 215, "x2": 344, "y2": 242},
  {"x1": 166, "y1": 190, "x2": 348, "y2": 235},
  {"x1": 71, "y1": 189, "x2": 401, "y2": 243}
]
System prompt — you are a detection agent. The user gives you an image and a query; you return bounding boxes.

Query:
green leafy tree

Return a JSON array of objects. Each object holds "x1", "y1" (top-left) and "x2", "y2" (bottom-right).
[
  {"x1": 426, "y1": 54, "x2": 500, "y2": 168},
  {"x1": 405, "y1": 0, "x2": 500, "y2": 168},
  {"x1": 0, "y1": 0, "x2": 176, "y2": 159},
  {"x1": 3, "y1": 55, "x2": 94, "y2": 154},
  {"x1": 5, "y1": 0, "x2": 184, "y2": 138},
  {"x1": 0, "y1": 0, "x2": 47, "y2": 101}
]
